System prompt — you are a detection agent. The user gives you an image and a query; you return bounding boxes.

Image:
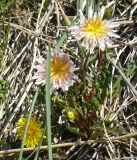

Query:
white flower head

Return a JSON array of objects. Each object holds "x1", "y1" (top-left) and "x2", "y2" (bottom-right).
[
  {"x1": 33, "y1": 49, "x2": 78, "y2": 91},
  {"x1": 70, "y1": 7, "x2": 120, "y2": 52}
]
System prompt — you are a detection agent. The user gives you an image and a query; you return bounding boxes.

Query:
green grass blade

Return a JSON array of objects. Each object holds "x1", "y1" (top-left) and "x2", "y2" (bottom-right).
[
  {"x1": 56, "y1": 18, "x2": 77, "y2": 50},
  {"x1": 87, "y1": 0, "x2": 99, "y2": 16},
  {"x1": 45, "y1": 46, "x2": 53, "y2": 160},
  {"x1": 18, "y1": 87, "x2": 39, "y2": 160},
  {"x1": 56, "y1": 32, "x2": 67, "y2": 50},
  {"x1": 77, "y1": 0, "x2": 83, "y2": 16},
  {"x1": 87, "y1": 0, "x2": 94, "y2": 17}
]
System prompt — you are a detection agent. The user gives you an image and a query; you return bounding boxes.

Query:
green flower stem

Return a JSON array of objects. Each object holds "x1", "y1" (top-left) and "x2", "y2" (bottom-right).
[
  {"x1": 18, "y1": 87, "x2": 39, "y2": 160},
  {"x1": 45, "y1": 46, "x2": 53, "y2": 160}
]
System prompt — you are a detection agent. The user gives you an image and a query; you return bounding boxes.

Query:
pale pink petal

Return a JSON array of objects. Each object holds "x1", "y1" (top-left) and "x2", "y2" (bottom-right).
[{"x1": 98, "y1": 6, "x2": 105, "y2": 19}]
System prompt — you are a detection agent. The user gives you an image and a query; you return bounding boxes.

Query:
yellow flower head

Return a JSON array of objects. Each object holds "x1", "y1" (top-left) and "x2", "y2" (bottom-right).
[
  {"x1": 70, "y1": 7, "x2": 119, "y2": 52},
  {"x1": 33, "y1": 49, "x2": 78, "y2": 91},
  {"x1": 16, "y1": 117, "x2": 43, "y2": 147},
  {"x1": 66, "y1": 110, "x2": 76, "y2": 122}
]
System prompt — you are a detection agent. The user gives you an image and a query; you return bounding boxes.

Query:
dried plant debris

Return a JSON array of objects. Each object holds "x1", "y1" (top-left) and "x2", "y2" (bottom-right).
[{"x1": 0, "y1": 0, "x2": 137, "y2": 159}]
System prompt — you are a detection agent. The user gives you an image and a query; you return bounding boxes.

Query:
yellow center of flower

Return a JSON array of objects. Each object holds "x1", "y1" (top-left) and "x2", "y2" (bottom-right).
[
  {"x1": 51, "y1": 57, "x2": 69, "y2": 80},
  {"x1": 82, "y1": 18, "x2": 108, "y2": 38}
]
